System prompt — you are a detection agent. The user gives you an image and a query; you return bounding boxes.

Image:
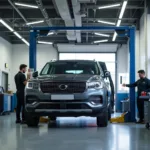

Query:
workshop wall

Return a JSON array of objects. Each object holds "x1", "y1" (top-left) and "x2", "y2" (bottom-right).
[
  {"x1": 116, "y1": 44, "x2": 129, "y2": 92},
  {"x1": 146, "y1": 14, "x2": 150, "y2": 77},
  {"x1": 116, "y1": 44, "x2": 129, "y2": 112},
  {"x1": 136, "y1": 12, "x2": 150, "y2": 78},
  {"x1": 139, "y1": 12, "x2": 146, "y2": 71},
  {"x1": 0, "y1": 37, "x2": 12, "y2": 90},
  {"x1": 11, "y1": 44, "x2": 58, "y2": 92}
]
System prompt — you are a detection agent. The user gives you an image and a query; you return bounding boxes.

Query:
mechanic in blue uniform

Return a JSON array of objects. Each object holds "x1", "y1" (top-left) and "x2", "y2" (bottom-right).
[
  {"x1": 123, "y1": 70, "x2": 150, "y2": 123},
  {"x1": 14, "y1": 64, "x2": 30, "y2": 124}
]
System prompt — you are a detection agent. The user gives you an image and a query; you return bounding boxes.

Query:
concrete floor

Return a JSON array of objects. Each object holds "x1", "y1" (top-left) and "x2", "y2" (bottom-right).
[{"x1": 0, "y1": 114, "x2": 150, "y2": 150}]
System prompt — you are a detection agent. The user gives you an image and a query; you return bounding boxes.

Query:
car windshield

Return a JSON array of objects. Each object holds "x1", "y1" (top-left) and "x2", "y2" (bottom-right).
[{"x1": 40, "y1": 61, "x2": 100, "y2": 75}]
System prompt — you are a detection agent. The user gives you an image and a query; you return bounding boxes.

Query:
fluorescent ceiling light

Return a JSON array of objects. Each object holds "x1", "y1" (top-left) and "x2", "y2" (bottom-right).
[
  {"x1": 94, "y1": 32, "x2": 110, "y2": 37},
  {"x1": 26, "y1": 20, "x2": 44, "y2": 25},
  {"x1": 47, "y1": 32, "x2": 54, "y2": 36},
  {"x1": 38, "y1": 41, "x2": 53, "y2": 45},
  {"x1": 0, "y1": 19, "x2": 14, "y2": 32},
  {"x1": 94, "y1": 39, "x2": 108, "y2": 43},
  {"x1": 119, "y1": 1, "x2": 128, "y2": 19},
  {"x1": 22, "y1": 38, "x2": 29, "y2": 46},
  {"x1": 13, "y1": 31, "x2": 22, "y2": 39},
  {"x1": 116, "y1": 20, "x2": 121, "y2": 27},
  {"x1": 98, "y1": 20, "x2": 115, "y2": 25},
  {"x1": 0, "y1": 19, "x2": 29, "y2": 46},
  {"x1": 112, "y1": 32, "x2": 117, "y2": 41},
  {"x1": 98, "y1": 3, "x2": 121, "y2": 9},
  {"x1": 14, "y1": 2, "x2": 38, "y2": 9}
]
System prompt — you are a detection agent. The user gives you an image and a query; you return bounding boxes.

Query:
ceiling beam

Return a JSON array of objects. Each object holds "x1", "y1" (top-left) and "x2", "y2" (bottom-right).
[
  {"x1": 35, "y1": 0, "x2": 53, "y2": 26},
  {"x1": 0, "y1": 5, "x2": 144, "y2": 10},
  {"x1": 1, "y1": 17, "x2": 138, "y2": 21},
  {"x1": 8, "y1": 0, "x2": 28, "y2": 23}
]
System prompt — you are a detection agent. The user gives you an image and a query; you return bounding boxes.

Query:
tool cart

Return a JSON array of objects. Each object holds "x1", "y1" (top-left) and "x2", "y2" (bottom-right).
[{"x1": 140, "y1": 95, "x2": 150, "y2": 129}]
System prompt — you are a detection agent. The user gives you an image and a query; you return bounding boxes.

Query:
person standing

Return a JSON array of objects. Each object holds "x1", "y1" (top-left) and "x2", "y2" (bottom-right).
[
  {"x1": 14, "y1": 64, "x2": 30, "y2": 124},
  {"x1": 123, "y1": 70, "x2": 150, "y2": 123}
]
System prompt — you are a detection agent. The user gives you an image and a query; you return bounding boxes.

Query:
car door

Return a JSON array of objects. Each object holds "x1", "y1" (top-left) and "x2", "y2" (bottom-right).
[{"x1": 98, "y1": 62, "x2": 115, "y2": 111}]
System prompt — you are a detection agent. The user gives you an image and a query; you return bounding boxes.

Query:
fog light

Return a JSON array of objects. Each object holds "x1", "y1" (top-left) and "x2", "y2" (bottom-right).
[
  {"x1": 32, "y1": 101, "x2": 37, "y2": 105},
  {"x1": 89, "y1": 96, "x2": 103, "y2": 105}
]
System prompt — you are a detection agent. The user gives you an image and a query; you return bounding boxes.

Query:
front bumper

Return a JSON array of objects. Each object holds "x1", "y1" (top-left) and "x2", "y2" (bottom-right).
[
  {"x1": 26, "y1": 101, "x2": 106, "y2": 117},
  {"x1": 25, "y1": 88, "x2": 107, "y2": 117}
]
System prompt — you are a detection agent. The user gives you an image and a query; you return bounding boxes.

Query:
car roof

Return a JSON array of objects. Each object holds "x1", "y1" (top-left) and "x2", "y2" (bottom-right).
[{"x1": 49, "y1": 60, "x2": 97, "y2": 63}]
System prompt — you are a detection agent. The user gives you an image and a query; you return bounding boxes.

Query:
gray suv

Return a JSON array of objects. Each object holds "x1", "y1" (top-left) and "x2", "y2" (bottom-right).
[{"x1": 25, "y1": 60, "x2": 113, "y2": 127}]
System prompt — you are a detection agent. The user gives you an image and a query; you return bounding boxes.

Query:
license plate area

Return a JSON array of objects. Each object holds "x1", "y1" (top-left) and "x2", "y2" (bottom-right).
[{"x1": 51, "y1": 94, "x2": 74, "y2": 100}]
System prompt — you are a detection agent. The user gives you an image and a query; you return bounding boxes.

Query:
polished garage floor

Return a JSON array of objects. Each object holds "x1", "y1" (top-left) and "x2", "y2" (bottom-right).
[{"x1": 0, "y1": 114, "x2": 150, "y2": 150}]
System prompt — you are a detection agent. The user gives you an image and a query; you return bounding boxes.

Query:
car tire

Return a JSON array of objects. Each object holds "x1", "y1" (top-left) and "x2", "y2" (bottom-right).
[
  {"x1": 97, "y1": 110, "x2": 108, "y2": 127},
  {"x1": 25, "y1": 111, "x2": 39, "y2": 127},
  {"x1": 108, "y1": 106, "x2": 111, "y2": 121}
]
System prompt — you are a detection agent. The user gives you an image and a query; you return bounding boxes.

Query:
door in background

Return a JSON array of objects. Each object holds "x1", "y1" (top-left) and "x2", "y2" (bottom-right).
[{"x1": 2, "y1": 72, "x2": 8, "y2": 92}]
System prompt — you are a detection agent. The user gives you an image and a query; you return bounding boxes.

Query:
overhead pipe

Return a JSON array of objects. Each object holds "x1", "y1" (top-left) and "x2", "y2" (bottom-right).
[
  {"x1": 71, "y1": 0, "x2": 81, "y2": 43},
  {"x1": 53, "y1": 0, "x2": 76, "y2": 41}
]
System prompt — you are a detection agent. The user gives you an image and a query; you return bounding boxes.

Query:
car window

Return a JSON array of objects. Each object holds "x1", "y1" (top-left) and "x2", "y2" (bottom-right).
[
  {"x1": 40, "y1": 61, "x2": 100, "y2": 75},
  {"x1": 41, "y1": 63, "x2": 50, "y2": 75},
  {"x1": 65, "y1": 70, "x2": 83, "y2": 74},
  {"x1": 97, "y1": 63, "x2": 104, "y2": 77}
]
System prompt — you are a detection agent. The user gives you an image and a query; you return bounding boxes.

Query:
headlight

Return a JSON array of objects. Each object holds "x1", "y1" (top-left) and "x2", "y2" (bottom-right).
[
  {"x1": 87, "y1": 81, "x2": 103, "y2": 89},
  {"x1": 26, "y1": 82, "x2": 39, "y2": 90}
]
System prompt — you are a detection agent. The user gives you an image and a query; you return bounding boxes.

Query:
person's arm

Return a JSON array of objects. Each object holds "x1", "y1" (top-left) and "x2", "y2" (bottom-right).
[
  {"x1": 123, "y1": 80, "x2": 138, "y2": 88},
  {"x1": 21, "y1": 74, "x2": 30, "y2": 86}
]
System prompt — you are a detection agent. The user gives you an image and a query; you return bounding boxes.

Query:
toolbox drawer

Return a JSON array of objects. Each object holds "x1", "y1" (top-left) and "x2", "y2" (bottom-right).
[{"x1": 144, "y1": 101, "x2": 150, "y2": 122}]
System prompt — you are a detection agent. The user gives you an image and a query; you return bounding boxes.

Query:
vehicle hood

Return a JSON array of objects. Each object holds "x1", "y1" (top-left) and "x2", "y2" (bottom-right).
[{"x1": 34, "y1": 74, "x2": 101, "y2": 82}]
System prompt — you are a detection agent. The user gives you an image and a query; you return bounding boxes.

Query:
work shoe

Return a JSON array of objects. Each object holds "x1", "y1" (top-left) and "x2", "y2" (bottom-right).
[
  {"x1": 21, "y1": 120, "x2": 26, "y2": 124},
  {"x1": 16, "y1": 120, "x2": 21, "y2": 124},
  {"x1": 136, "y1": 120, "x2": 144, "y2": 124}
]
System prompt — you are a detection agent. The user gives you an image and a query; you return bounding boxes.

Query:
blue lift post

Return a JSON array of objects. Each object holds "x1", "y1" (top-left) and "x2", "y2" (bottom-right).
[
  {"x1": 129, "y1": 27, "x2": 136, "y2": 122},
  {"x1": 29, "y1": 26, "x2": 136, "y2": 122},
  {"x1": 29, "y1": 30, "x2": 37, "y2": 71}
]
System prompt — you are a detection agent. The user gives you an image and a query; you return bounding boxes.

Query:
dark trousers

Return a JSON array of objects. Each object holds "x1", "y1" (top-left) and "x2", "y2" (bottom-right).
[
  {"x1": 16, "y1": 92, "x2": 25, "y2": 121},
  {"x1": 137, "y1": 98, "x2": 144, "y2": 121}
]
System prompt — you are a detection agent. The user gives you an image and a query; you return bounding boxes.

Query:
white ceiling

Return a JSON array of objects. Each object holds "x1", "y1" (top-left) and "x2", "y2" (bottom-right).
[{"x1": 57, "y1": 44, "x2": 118, "y2": 53}]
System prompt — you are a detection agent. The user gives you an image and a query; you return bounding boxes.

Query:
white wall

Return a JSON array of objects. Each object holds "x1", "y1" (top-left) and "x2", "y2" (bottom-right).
[
  {"x1": 139, "y1": 12, "x2": 146, "y2": 71},
  {"x1": 0, "y1": 37, "x2": 12, "y2": 90},
  {"x1": 136, "y1": 12, "x2": 150, "y2": 78},
  {"x1": 117, "y1": 44, "x2": 129, "y2": 92},
  {"x1": 11, "y1": 44, "x2": 58, "y2": 91},
  {"x1": 146, "y1": 14, "x2": 150, "y2": 77},
  {"x1": 57, "y1": 44, "x2": 118, "y2": 53}
]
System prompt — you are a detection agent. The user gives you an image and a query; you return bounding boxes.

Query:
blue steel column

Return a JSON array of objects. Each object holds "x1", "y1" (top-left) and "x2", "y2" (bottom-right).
[
  {"x1": 129, "y1": 27, "x2": 136, "y2": 122},
  {"x1": 29, "y1": 30, "x2": 37, "y2": 71}
]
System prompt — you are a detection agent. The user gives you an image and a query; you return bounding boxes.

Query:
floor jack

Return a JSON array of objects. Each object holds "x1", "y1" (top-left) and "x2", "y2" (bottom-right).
[{"x1": 110, "y1": 112, "x2": 128, "y2": 123}]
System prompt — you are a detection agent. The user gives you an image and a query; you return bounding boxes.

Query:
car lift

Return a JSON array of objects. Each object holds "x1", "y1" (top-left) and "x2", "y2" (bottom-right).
[{"x1": 29, "y1": 26, "x2": 136, "y2": 122}]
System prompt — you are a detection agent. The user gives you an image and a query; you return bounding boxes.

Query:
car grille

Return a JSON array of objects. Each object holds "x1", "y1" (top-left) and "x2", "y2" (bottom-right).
[
  {"x1": 40, "y1": 82, "x2": 86, "y2": 93},
  {"x1": 36, "y1": 103, "x2": 90, "y2": 110}
]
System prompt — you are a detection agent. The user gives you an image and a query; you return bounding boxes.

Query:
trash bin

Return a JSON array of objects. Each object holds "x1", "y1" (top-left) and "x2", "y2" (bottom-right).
[{"x1": 121, "y1": 100, "x2": 130, "y2": 112}]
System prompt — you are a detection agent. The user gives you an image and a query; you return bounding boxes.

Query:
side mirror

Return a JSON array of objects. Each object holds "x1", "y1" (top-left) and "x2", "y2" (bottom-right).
[
  {"x1": 32, "y1": 71, "x2": 38, "y2": 78},
  {"x1": 105, "y1": 71, "x2": 110, "y2": 77}
]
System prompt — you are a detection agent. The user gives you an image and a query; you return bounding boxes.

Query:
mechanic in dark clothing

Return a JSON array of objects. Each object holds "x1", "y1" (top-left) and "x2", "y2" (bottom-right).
[
  {"x1": 123, "y1": 70, "x2": 150, "y2": 123},
  {"x1": 15, "y1": 64, "x2": 30, "y2": 124}
]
